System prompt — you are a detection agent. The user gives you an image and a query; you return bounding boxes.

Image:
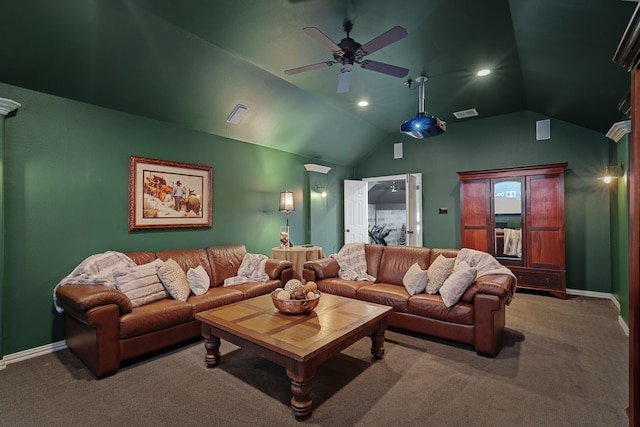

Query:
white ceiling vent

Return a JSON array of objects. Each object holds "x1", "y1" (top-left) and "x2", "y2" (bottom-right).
[{"x1": 453, "y1": 108, "x2": 479, "y2": 119}]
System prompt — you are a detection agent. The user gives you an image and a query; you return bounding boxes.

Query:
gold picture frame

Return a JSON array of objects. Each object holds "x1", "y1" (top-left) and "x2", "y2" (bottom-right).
[{"x1": 128, "y1": 156, "x2": 212, "y2": 231}]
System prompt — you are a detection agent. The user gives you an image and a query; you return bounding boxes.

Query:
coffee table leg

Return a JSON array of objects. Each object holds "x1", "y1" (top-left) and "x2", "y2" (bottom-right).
[
  {"x1": 287, "y1": 364, "x2": 316, "y2": 418},
  {"x1": 201, "y1": 325, "x2": 221, "y2": 367},
  {"x1": 370, "y1": 318, "x2": 387, "y2": 359}
]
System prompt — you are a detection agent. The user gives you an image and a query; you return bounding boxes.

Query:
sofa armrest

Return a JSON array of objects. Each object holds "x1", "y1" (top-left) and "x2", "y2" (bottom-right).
[
  {"x1": 461, "y1": 274, "x2": 517, "y2": 305},
  {"x1": 265, "y1": 259, "x2": 293, "y2": 281},
  {"x1": 55, "y1": 284, "x2": 133, "y2": 315},
  {"x1": 303, "y1": 258, "x2": 340, "y2": 281}
]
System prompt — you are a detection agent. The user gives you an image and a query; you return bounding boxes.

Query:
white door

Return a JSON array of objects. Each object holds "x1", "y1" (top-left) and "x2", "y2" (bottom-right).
[
  {"x1": 343, "y1": 180, "x2": 369, "y2": 243},
  {"x1": 405, "y1": 173, "x2": 422, "y2": 247}
]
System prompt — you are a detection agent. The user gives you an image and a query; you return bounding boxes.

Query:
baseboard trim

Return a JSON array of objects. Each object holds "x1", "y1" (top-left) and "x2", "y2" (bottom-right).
[
  {"x1": 566, "y1": 288, "x2": 629, "y2": 336},
  {"x1": 1, "y1": 340, "x2": 67, "y2": 368}
]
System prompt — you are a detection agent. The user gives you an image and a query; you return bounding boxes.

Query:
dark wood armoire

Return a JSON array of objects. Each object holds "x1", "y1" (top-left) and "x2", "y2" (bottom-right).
[{"x1": 458, "y1": 163, "x2": 567, "y2": 298}]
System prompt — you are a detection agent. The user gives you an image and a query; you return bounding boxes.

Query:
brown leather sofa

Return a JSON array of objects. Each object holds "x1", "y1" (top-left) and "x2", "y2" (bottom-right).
[
  {"x1": 303, "y1": 245, "x2": 516, "y2": 357},
  {"x1": 55, "y1": 244, "x2": 293, "y2": 378}
]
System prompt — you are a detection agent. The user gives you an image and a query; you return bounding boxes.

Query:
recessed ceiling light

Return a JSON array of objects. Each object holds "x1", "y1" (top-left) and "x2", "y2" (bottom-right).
[
  {"x1": 477, "y1": 69, "x2": 491, "y2": 77},
  {"x1": 358, "y1": 100, "x2": 369, "y2": 107}
]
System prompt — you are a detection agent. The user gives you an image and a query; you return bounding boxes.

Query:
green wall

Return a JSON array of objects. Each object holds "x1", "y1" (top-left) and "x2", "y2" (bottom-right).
[
  {"x1": 0, "y1": 81, "x2": 624, "y2": 356},
  {"x1": 355, "y1": 111, "x2": 613, "y2": 293},
  {"x1": 0, "y1": 82, "x2": 351, "y2": 355},
  {"x1": 611, "y1": 134, "x2": 630, "y2": 322}
]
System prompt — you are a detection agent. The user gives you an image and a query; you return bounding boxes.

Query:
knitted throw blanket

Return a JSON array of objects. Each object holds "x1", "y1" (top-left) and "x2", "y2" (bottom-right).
[
  {"x1": 330, "y1": 243, "x2": 376, "y2": 282},
  {"x1": 223, "y1": 253, "x2": 269, "y2": 286},
  {"x1": 53, "y1": 251, "x2": 137, "y2": 313},
  {"x1": 455, "y1": 248, "x2": 517, "y2": 283}
]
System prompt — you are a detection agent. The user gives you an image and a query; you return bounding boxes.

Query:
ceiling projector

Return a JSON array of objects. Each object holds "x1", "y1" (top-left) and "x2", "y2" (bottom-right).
[
  {"x1": 400, "y1": 76, "x2": 446, "y2": 139},
  {"x1": 400, "y1": 112, "x2": 446, "y2": 138}
]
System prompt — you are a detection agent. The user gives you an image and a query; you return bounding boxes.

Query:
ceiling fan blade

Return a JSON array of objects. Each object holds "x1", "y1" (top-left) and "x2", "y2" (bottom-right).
[
  {"x1": 337, "y1": 65, "x2": 353, "y2": 93},
  {"x1": 359, "y1": 26, "x2": 408, "y2": 55},
  {"x1": 284, "y1": 61, "x2": 335, "y2": 75},
  {"x1": 360, "y1": 60, "x2": 409, "y2": 78},
  {"x1": 303, "y1": 27, "x2": 344, "y2": 54}
]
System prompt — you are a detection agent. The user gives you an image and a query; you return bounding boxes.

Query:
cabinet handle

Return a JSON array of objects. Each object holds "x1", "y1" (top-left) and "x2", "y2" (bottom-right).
[{"x1": 545, "y1": 278, "x2": 550, "y2": 283}]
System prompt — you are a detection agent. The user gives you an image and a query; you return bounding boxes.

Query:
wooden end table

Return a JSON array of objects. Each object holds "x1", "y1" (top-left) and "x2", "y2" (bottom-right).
[{"x1": 195, "y1": 293, "x2": 391, "y2": 418}]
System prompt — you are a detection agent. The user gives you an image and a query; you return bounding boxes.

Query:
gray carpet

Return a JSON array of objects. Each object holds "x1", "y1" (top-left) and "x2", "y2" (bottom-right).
[{"x1": 0, "y1": 292, "x2": 629, "y2": 426}]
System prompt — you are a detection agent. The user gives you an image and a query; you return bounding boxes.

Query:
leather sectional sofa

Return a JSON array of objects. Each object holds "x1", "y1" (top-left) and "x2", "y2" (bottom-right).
[
  {"x1": 303, "y1": 245, "x2": 516, "y2": 357},
  {"x1": 55, "y1": 244, "x2": 293, "y2": 378}
]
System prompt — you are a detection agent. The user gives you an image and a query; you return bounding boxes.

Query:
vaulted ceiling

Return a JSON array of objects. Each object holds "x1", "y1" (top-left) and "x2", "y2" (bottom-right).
[{"x1": 0, "y1": 0, "x2": 635, "y2": 166}]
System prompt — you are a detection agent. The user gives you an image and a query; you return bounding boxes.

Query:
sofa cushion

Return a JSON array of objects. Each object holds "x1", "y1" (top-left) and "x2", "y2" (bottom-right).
[
  {"x1": 126, "y1": 251, "x2": 158, "y2": 266},
  {"x1": 187, "y1": 287, "x2": 244, "y2": 313},
  {"x1": 364, "y1": 244, "x2": 385, "y2": 279},
  {"x1": 357, "y1": 283, "x2": 409, "y2": 312},
  {"x1": 439, "y1": 261, "x2": 477, "y2": 308},
  {"x1": 206, "y1": 244, "x2": 247, "y2": 287},
  {"x1": 425, "y1": 255, "x2": 456, "y2": 294},
  {"x1": 402, "y1": 263, "x2": 429, "y2": 295},
  {"x1": 408, "y1": 293, "x2": 474, "y2": 325},
  {"x1": 223, "y1": 280, "x2": 281, "y2": 299},
  {"x1": 156, "y1": 259, "x2": 191, "y2": 301},
  {"x1": 187, "y1": 265, "x2": 210, "y2": 296},
  {"x1": 113, "y1": 260, "x2": 168, "y2": 308},
  {"x1": 119, "y1": 298, "x2": 193, "y2": 339},
  {"x1": 428, "y1": 248, "x2": 459, "y2": 265},
  {"x1": 155, "y1": 249, "x2": 213, "y2": 280},
  {"x1": 316, "y1": 277, "x2": 371, "y2": 298},
  {"x1": 377, "y1": 246, "x2": 431, "y2": 285}
]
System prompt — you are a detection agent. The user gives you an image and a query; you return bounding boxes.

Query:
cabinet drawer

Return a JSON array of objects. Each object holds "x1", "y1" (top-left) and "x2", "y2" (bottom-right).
[{"x1": 510, "y1": 268, "x2": 565, "y2": 290}]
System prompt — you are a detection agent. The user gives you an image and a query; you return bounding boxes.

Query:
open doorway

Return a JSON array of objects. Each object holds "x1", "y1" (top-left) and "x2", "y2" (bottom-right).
[{"x1": 344, "y1": 174, "x2": 422, "y2": 246}]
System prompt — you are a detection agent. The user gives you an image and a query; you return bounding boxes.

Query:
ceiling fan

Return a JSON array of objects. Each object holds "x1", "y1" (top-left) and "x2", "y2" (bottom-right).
[{"x1": 284, "y1": 21, "x2": 409, "y2": 93}]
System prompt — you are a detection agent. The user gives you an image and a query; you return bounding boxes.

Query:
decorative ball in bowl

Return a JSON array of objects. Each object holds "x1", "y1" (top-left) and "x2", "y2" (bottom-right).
[{"x1": 271, "y1": 280, "x2": 321, "y2": 315}]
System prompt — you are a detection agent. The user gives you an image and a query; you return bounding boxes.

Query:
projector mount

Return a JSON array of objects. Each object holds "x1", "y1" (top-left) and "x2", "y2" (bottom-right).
[
  {"x1": 414, "y1": 76, "x2": 428, "y2": 114},
  {"x1": 400, "y1": 75, "x2": 446, "y2": 138}
]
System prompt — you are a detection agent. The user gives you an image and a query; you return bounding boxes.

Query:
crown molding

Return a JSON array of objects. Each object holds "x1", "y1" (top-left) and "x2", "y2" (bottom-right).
[
  {"x1": 0, "y1": 98, "x2": 20, "y2": 116},
  {"x1": 304, "y1": 163, "x2": 331, "y2": 174},
  {"x1": 606, "y1": 120, "x2": 631, "y2": 142}
]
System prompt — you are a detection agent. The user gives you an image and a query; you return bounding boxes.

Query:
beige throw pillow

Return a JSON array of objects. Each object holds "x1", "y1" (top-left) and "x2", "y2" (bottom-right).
[
  {"x1": 425, "y1": 255, "x2": 456, "y2": 294},
  {"x1": 156, "y1": 259, "x2": 191, "y2": 301},
  {"x1": 439, "y1": 261, "x2": 477, "y2": 308},
  {"x1": 114, "y1": 259, "x2": 168, "y2": 307},
  {"x1": 187, "y1": 265, "x2": 210, "y2": 296},
  {"x1": 402, "y1": 263, "x2": 429, "y2": 295}
]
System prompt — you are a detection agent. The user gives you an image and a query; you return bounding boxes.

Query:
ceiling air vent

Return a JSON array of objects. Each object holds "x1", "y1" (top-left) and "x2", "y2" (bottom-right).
[{"x1": 453, "y1": 108, "x2": 479, "y2": 119}]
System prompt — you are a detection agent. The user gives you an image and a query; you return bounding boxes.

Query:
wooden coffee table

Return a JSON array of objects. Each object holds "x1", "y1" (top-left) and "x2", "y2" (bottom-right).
[{"x1": 195, "y1": 293, "x2": 391, "y2": 418}]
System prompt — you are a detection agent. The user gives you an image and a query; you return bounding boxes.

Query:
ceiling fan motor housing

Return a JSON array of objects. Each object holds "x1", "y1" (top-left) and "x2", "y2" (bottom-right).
[{"x1": 335, "y1": 38, "x2": 363, "y2": 64}]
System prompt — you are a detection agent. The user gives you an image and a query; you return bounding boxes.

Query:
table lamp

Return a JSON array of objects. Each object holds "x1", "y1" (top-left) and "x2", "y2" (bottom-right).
[{"x1": 279, "y1": 191, "x2": 294, "y2": 248}]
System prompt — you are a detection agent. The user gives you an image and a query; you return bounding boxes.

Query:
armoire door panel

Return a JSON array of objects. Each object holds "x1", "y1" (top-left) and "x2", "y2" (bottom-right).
[
  {"x1": 462, "y1": 229, "x2": 490, "y2": 252},
  {"x1": 528, "y1": 176, "x2": 564, "y2": 228},
  {"x1": 529, "y1": 230, "x2": 565, "y2": 268},
  {"x1": 461, "y1": 181, "x2": 490, "y2": 226}
]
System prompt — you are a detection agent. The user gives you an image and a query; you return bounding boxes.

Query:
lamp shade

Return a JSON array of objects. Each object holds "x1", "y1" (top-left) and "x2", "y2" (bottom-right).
[{"x1": 279, "y1": 191, "x2": 295, "y2": 212}]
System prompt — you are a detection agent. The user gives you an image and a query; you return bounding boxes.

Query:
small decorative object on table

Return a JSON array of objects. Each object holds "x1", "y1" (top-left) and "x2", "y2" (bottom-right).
[
  {"x1": 271, "y1": 279, "x2": 321, "y2": 314},
  {"x1": 280, "y1": 226, "x2": 290, "y2": 248}
]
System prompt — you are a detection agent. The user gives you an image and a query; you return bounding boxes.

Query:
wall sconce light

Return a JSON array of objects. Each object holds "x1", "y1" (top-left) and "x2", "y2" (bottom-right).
[
  {"x1": 316, "y1": 185, "x2": 327, "y2": 198},
  {"x1": 603, "y1": 162, "x2": 624, "y2": 184},
  {"x1": 278, "y1": 191, "x2": 295, "y2": 226}
]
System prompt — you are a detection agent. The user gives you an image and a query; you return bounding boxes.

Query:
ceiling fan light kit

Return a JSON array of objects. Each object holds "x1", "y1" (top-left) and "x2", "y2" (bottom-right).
[
  {"x1": 284, "y1": 21, "x2": 409, "y2": 93},
  {"x1": 400, "y1": 76, "x2": 446, "y2": 138}
]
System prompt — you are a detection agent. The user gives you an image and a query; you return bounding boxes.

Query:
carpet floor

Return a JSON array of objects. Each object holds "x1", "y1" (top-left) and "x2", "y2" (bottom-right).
[{"x1": 0, "y1": 292, "x2": 629, "y2": 426}]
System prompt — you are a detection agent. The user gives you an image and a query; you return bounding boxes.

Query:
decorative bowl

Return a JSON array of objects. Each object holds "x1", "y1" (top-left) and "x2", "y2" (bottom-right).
[{"x1": 271, "y1": 292, "x2": 321, "y2": 314}]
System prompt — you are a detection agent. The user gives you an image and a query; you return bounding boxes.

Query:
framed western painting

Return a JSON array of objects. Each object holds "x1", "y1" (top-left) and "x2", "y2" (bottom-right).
[{"x1": 129, "y1": 156, "x2": 212, "y2": 231}]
